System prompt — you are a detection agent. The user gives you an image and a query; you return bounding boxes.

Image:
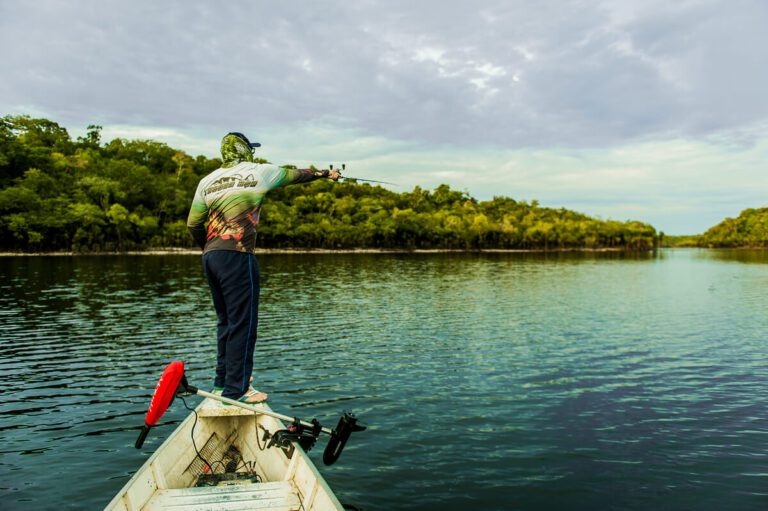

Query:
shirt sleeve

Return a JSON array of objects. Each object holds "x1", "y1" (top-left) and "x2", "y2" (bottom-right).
[
  {"x1": 186, "y1": 180, "x2": 208, "y2": 250},
  {"x1": 260, "y1": 165, "x2": 322, "y2": 191},
  {"x1": 281, "y1": 167, "x2": 322, "y2": 186}
]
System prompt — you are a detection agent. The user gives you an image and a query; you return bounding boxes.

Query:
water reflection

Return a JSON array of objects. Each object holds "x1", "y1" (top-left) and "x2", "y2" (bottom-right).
[
  {"x1": 692, "y1": 248, "x2": 768, "y2": 264},
  {"x1": 1, "y1": 251, "x2": 767, "y2": 510}
]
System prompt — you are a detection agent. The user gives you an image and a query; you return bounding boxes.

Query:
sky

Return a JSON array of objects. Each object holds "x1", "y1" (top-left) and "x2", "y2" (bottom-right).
[{"x1": 1, "y1": 0, "x2": 767, "y2": 234}]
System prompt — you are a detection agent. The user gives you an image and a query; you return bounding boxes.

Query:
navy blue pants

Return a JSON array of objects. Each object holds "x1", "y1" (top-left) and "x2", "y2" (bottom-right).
[{"x1": 203, "y1": 251, "x2": 260, "y2": 399}]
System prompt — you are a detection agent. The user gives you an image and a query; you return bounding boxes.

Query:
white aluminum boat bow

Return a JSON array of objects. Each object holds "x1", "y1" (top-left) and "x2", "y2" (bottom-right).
[{"x1": 105, "y1": 397, "x2": 344, "y2": 511}]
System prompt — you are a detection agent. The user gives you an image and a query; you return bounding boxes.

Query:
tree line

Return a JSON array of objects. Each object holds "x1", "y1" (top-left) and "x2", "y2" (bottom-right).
[
  {"x1": 696, "y1": 208, "x2": 768, "y2": 248},
  {"x1": 661, "y1": 208, "x2": 768, "y2": 248},
  {"x1": 0, "y1": 115, "x2": 659, "y2": 252}
]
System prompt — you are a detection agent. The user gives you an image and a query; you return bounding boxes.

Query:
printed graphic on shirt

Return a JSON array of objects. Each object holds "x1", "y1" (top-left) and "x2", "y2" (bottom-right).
[{"x1": 203, "y1": 174, "x2": 260, "y2": 195}]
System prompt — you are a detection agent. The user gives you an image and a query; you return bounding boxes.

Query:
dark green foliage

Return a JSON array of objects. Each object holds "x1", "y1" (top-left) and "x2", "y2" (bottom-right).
[
  {"x1": 661, "y1": 234, "x2": 701, "y2": 247},
  {"x1": 0, "y1": 115, "x2": 210, "y2": 251},
  {"x1": 698, "y1": 207, "x2": 768, "y2": 248},
  {"x1": 0, "y1": 115, "x2": 659, "y2": 252}
]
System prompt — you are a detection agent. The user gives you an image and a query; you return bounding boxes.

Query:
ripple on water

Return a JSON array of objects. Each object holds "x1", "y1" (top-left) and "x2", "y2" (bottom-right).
[{"x1": 2, "y1": 251, "x2": 768, "y2": 510}]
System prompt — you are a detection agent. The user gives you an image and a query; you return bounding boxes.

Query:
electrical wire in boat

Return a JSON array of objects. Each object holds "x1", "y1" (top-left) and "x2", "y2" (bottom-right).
[
  {"x1": 179, "y1": 397, "x2": 267, "y2": 481},
  {"x1": 179, "y1": 396, "x2": 218, "y2": 474},
  {"x1": 255, "y1": 423, "x2": 269, "y2": 451},
  {"x1": 233, "y1": 459, "x2": 262, "y2": 480}
]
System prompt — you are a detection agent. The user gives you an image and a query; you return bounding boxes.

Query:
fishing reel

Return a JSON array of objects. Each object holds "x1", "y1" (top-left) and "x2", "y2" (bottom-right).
[{"x1": 328, "y1": 163, "x2": 396, "y2": 186}]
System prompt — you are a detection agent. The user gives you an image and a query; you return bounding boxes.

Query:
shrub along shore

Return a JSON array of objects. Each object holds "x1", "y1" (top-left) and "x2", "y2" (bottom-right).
[
  {"x1": 664, "y1": 208, "x2": 768, "y2": 248},
  {"x1": 1, "y1": 115, "x2": 664, "y2": 252},
  {"x1": 0, "y1": 247, "x2": 641, "y2": 257}
]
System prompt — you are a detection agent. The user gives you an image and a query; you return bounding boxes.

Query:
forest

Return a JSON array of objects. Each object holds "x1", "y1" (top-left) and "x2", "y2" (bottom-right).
[
  {"x1": 661, "y1": 208, "x2": 768, "y2": 248},
  {"x1": 0, "y1": 115, "x2": 660, "y2": 252},
  {"x1": 696, "y1": 208, "x2": 768, "y2": 248}
]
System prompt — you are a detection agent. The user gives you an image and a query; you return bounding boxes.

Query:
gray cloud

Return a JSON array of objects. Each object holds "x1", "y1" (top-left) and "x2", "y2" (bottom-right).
[{"x1": 3, "y1": 0, "x2": 768, "y2": 148}]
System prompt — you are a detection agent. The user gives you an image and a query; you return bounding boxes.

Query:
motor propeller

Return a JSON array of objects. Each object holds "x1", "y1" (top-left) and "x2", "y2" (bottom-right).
[
  {"x1": 134, "y1": 361, "x2": 365, "y2": 466},
  {"x1": 323, "y1": 412, "x2": 366, "y2": 465}
]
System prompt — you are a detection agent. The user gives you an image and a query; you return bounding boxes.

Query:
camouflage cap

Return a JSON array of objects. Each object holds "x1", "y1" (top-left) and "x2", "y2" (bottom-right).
[{"x1": 221, "y1": 132, "x2": 260, "y2": 167}]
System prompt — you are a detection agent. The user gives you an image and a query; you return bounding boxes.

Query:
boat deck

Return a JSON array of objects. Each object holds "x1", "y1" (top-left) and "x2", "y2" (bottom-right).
[{"x1": 144, "y1": 481, "x2": 301, "y2": 511}]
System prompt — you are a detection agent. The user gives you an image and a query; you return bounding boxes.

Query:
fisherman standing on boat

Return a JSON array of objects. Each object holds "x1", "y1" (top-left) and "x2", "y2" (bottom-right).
[{"x1": 187, "y1": 133, "x2": 340, "y2": 404}]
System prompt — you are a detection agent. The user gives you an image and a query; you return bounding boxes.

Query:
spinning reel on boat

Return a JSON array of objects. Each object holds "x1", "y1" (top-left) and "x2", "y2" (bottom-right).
[{"x1": 134, "y1": 361, "x2": 366, "y2": 466}]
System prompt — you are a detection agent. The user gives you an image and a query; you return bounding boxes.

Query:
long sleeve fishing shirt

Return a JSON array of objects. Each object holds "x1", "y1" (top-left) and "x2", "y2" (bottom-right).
[{"x1": 186, "y1": 163, "x2": 322, "y2": 254}]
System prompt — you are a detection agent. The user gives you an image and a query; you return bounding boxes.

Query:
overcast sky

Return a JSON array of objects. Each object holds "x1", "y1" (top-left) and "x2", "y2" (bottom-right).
[{"x1": 2, "y1": 0, "x2": 767, "y2": 234}]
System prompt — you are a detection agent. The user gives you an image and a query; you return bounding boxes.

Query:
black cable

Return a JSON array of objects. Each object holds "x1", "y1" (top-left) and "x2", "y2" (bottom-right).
[
  {"x1": 255, "y1": 423, "x2": 268, "y2": 451},
  {"x1": 234, "y1": 459, "x2": 262, "y2": 480},
  {"x1": 180, "y1": 397, "x2": 268, "y2": 484},
  {"x1": 179, "y1": 396, "x2": 214, "y2": 474}
]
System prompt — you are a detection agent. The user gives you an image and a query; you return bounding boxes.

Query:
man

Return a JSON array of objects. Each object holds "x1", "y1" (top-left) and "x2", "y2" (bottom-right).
[{"x1": 187, "y1": 132, "x2": 340, "y2": 404}]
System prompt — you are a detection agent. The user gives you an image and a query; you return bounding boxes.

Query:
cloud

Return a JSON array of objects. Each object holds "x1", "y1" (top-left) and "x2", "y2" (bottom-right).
[
  {"x1": 3, "y1": 0, "x2": 768, "y2": 147},
  {"x1": 2, "y1": 0, "x2": 767, "y2": 234}
]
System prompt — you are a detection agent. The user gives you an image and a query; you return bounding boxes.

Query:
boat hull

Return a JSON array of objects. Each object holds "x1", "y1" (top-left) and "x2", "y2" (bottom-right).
[{"x1": 105, "y1": 398, "x2": 343, "y2": 511}]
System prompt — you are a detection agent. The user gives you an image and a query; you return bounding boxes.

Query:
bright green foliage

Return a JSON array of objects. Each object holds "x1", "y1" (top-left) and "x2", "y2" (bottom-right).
[
  {"x1": 260, "y1": 181, "x2": 658, "y2": 250},
  {"x1": 0, "y1": 114, "x2": 659, "y2": 252},
  {"x1": 0, "y1": 115, "x2": 220, "y2": 251},
  {"x1": 698, "y1": 207, "x2": 768, "y2": 247}
]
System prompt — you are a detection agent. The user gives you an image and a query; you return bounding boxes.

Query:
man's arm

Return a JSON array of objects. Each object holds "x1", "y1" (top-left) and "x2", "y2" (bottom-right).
[
  {"x1": 278, "y1": 167, "x2": 341, "y2": 186},
  {"x1": 186, "y1": 182, "x2": 208, "y2": 250}
]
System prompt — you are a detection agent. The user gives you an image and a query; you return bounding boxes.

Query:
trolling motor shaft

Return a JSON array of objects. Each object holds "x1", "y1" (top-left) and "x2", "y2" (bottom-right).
[{"x1": 194, "y1": 388, "x2": 334, "y2": 435}]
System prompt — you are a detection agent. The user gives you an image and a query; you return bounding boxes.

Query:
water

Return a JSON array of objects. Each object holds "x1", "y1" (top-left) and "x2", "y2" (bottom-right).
[{"x1": 1, "y1": 250, "x2": 768, "y2": 510}]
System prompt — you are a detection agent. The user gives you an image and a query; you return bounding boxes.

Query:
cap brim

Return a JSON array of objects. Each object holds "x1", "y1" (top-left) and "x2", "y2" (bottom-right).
[{"x1": 249, "y1": 142, "x2": 261, "y2": 148}]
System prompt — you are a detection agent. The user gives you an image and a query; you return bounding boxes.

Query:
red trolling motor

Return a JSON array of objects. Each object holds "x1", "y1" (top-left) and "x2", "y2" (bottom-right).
[
  {"x1": 135, "y1": 360, "x2": 186, "y2": 449},
  {"x1": 134, "y1": 361, "x2": 365, "y2": 466}
]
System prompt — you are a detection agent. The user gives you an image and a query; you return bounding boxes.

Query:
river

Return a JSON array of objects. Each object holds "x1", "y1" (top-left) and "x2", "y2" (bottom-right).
[{"x1": 1, "y1": 249, "x2": 767, "y2": 510}]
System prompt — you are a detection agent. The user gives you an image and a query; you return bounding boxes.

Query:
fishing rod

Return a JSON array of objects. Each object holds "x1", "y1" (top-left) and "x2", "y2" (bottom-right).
[
  {"x1": 330, "y1": 163, "x2": 398, "y2": 186},
  {"x1": 134, "y1": 361, "x2": 365, "y2": 466},
  {"x1": 255, "y1": 139, "x2": 395, "y2": 186}
]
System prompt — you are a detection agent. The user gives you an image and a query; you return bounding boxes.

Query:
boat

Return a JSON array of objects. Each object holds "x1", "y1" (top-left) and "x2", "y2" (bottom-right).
[{"x1": 104, "y1": 397, "x2": 346, "y2": 511}]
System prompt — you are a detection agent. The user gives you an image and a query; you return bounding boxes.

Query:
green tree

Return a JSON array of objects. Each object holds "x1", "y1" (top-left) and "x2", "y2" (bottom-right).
[{"x1": 0, "y1": 114, "x2": 663, "y2": 252}]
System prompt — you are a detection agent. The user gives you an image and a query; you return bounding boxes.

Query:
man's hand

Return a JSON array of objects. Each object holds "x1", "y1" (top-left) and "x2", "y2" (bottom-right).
[{"x1": 328, "y1": 170, "x2": 341, "y2": 181}]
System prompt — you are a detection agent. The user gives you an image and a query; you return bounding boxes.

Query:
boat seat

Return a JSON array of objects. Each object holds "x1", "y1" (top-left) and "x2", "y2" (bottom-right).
[{"x1": 143, "y1": 481, "x2": 302, "y2": 511}]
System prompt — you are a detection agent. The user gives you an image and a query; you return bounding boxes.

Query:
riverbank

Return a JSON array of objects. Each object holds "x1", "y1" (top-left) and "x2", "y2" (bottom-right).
[{"x1": 0, "y1": 247, "x2": 643, "y2": 256}]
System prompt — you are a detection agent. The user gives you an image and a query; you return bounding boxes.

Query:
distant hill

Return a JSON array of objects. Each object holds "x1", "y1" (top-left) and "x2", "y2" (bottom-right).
[
  {"x1": 0, "y1": 114, "x2": 659, "y2": 252},
  {"x1": 697, "y1": 207, "x2": 768, "y2": 248}
]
